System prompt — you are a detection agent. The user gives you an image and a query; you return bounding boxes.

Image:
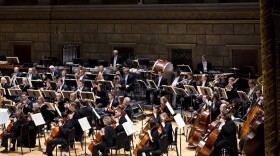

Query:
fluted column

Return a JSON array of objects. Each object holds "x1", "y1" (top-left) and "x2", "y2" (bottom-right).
[{"x1": 260, "y1": 0, "x2": 277, "y2": 155}]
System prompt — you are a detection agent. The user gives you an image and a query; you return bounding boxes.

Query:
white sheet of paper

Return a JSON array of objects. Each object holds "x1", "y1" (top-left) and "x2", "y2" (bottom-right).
[
  {"x1": 92, "y1": 108, "x2": 100, "y2": 119},
  {"x1": 54, "y1": 104, "x2": 62, "y2": 117},
  {"x1": 31, "y1": 113, "x2": 46, "y2": 126},
  {"x1": 0, "y1": 109, "x2": 10, "y2": 125},
  {"x1": 78, "y1": 117, "x2": 91, "y2": 131},
  {"x1": 174, "y1": 113, "x2": 186, "y2": 129},
  {"x1": 123, "y1": 121, "x2": 136, "y2": 136},
  {"x1": 125, "y1": 114, "x2": 133, "y2": 125},
  {"x1": 166, "y1": 102, "x2": 175, "y2": 115}
]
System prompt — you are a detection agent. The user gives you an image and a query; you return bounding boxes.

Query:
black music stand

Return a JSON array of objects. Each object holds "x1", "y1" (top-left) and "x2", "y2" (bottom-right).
[
  {"x1": 43, "y1": 90, "x2": 56, "y2": 102},
  {"x1": 81, "y1": 92, "x2": 95, "y2": 101},
  {"x1": 61, "y1": 91, "x2": 74, "y2": 100},
  {"x1": 27, "y1": 89, "x2": 42, "y2": 99},
  {"x1": 64, "y1": 79, "x2": 78, "y2": 90},
  {"x1": 83, "y1": 80, "x2": 93, "y2": 89},
  {"x1": 174, "y1": 87, "x2": 188, "y2": 111},
  {"x1": 6, "y1": 57, "x2": 19, "y2": 65},
  {"x1": 105, "y1": 74, "x2": 115, "y2": 81},
  {"x1": 147, "y1": 80, "x2": 158, "y2": 89},
  {"x1": 45, "y1": 73, "x2": 54, "y2": 81},
  {"x1": 8, "y1": 88, "x2": 22, "y2": 98},
  {"x1": 137, "y1": 80, "x2": 149, "y2": 100},
  {"x1": 219, "y1": 88, "x2": 228, "y2": 100},
  {"x1": 184, "y1": 85, "x2": 198, "y2": 95},
  {"x1": 97, "y1": 80, "x2": 113, "y2": 91},
  {"x1": 66, "y1": 74, "x2": 76, "y2": 79},
  {"x1": 237, "y1": 91, "x2": 250, "y2": 117},
  {"x1": 197, "y1": 86, "x2": 213, "y2": 97},
  {"x1": 31, "y1": 80, "x2": 44, "y2": 89},
  {"x1": 85, "y1": 74, "x2": 97, "y2": 80},
  {"x1": 177, "y1": 65, "x2": 192, "y2": 75},
  {"x1": 16, "y1": 77, "x2": 23, "y2": 85}
]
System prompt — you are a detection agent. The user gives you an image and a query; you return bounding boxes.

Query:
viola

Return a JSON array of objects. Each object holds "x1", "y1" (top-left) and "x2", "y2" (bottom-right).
[{"x1": 44, "y1": 127, "x2": 60, "y2": 146}]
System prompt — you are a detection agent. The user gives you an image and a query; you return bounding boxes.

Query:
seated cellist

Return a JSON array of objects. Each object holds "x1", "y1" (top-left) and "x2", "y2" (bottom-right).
[
  {"x1": 137, "y1": 120, "x2": 160, "y2": 156},
  {"x1": 1, "y1": 110, "x2": 27, "y2": 153},
  {"x1": 92, "y1": 116, "x2": 116, "y2": 156},
  {"x1": 44, "y1": 112, "x2": 73, "y2": 156}
]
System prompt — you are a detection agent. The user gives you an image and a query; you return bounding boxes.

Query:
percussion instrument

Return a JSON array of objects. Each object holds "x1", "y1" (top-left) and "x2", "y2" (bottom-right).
[{"x1": 152, "y1": 59, "x2": 173, "y2": 83}]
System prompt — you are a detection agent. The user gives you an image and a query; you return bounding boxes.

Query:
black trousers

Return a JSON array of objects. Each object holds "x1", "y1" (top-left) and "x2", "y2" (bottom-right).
[
  {"x1": 1, "y1": 132, "x2": 17, "y2": 148},
  {"x1": 137, "y1": 146, "x2": 159, "y2": 156},
  {"x1": 92, "y1": 141, "x2": 106, "y2": 156},
  {"x1": 46, "y1": 138, "x2": 65, "y2": 156}
]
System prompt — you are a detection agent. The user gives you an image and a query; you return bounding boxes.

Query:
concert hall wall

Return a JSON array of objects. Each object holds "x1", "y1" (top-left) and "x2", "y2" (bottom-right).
[{"x1": 0, "y1": 3, "x2": 260, "y2": 72}]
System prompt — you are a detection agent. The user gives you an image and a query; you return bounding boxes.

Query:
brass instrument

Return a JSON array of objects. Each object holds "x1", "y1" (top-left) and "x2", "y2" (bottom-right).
[{"x1": 225, "y1": 78, "x2": 239, "y2": 91}]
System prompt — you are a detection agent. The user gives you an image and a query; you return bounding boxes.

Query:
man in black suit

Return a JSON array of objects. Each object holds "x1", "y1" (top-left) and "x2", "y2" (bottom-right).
[
  {"x1": 114, "y1": 107, "x2": 127, "y2": 133},
  {"x1": 208, "y1": 93, "x2": 222, "y2": 122},
  {"x1": 214, "y1": 109, "x2": 238, "y2": 156},
  {"x1": 49, "y1": 65, "x2": 61, "y2": 80},
  {"x1": 196, "y1": 55, "x2": 212, "y2": 74},
  {"x1": 1, "y1": 110, "x2": 27, "y2": 153},
  {"x1": 123, "y1": 97, "x2": 133, "y2": 119},
  {"x1": 146, "y1": 70, "x2": 168, "y2": 105},
  {"x1": 78, "y1": 68, "x2": 89, "y2": 81},
  {"x1": 111, "y1": 50, "x2": 123, "y2": 67},
  {"x1": 10, "y1": 67, "x2": 23, "y2": 86},
  {"x1": 78, "y1": 99, "x2": 93, "y2": 118},
  {"x1": 18, "y1": 92, "x2": 33, "y2": 115},
  {"x1": 55, "y1": 78, "x2": 68, "y2": 92},
  {"x1": 169, "y1": 69, "x2": 183, "y2": 108},
  {"x1": 183, "y1": 73, "x2": 198, "y2": 110},
  {"x1": 44, "y1": 112, "x2": 73, "y2": 156},
  {"x1": 120, "y1": 67, "x2": 136, "y2": 93},
  {"x1": 27, "y1": 68, "x2": 40, "y2": 80}
]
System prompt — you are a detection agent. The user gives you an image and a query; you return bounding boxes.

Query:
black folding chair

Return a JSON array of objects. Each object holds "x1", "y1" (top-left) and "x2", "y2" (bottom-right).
[
  {"x1": 55, "y1": 128, "x2": 77, "y2": 156},
  {"x1": 14, "y1": 123, "x2": 31, "y2": 155},
  {"x1": 151, "y1": 134, "x2": 169, "y2": 156},
  {"x1": 105, "y1": 131, "x2": 127, "y2": 156}
]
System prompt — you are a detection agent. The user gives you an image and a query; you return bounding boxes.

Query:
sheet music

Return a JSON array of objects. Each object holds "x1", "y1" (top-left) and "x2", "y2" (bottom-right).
[
  {"x1": 125, "y1": 114, "x2": 133, "y2": 125},
  {"x1": 166, "y1": 102, "x2": 175, "y2": 115},
  {"x1": 78, "y1": 117, "x2": 91, "y2": 131},
  {"x1": 92, "y1": 108, "x2": 100, "y2": 119},
  {"x1": 123, "y1": 121, "x2": 136, "y2": 136},
  {"x1": 174, "y1": 113, "x2": 186, "y2": 129},
  {"x1": 54, "y1": 104, "x2": 62, "y2": 117},
  {"x1": 0, "y1": 109, "x2": 10, "y2": 125},
  {"x1": 31, "y1": 113, "x2": 46, "y2": 126}
]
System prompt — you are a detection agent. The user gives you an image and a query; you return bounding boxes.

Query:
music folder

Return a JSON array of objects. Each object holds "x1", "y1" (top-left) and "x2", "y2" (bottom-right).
[
  {"x1": 123, "y1": 121, "x2": 136, "y2": 136},
  {"x1": 81, "y1": 91, "x2": 96, "y2": 101},
  {"x1": 61, "y1": 91, "x2": 74, "y2": 99},
  {"x1": 219, "y1": 88, "x2": 228, "y2": 99},
  {"x1": 237, "y1": 91, "x2": 250, "y2": 102},
  {"x1": 27, "y1": 89, "x2": 43, "y2": 98},
  {"x1": 16, "y1": 77, "x2": 23, "y2": 85},
  {"x1": 78, "y1": 117, "x2": 91, "y2": 131},
  {"x1": 83, "y1": 80, "x2": 93, "y2": 89},
  {"x1": 174, "y1": 113, "x2": 186, "y2": 129},
  {"x1": 147, "y1": 80, "x2": 158, "y2": 89},
  {"x1": 43, "y1": 90, "x2": 56, "y2": 99},
  {"x1": 162, "y1": 85, "x2": 176, "y2": 94},
  {"x1": 173, "y1": 87, "x2": 188, "y2": 96},
  {"x1": 31, "y1": 113, "x2": 46, "y2": 126},
  {"x1": 197, "y1": 86, "x2": 213, "y2": 97},
  {"x1": 8, "y1": 88, "x2": 22, "y2": 97},
  {"x1": 64, "y1": 79, "x2": 78, "y2": 88},
  {"x1": 97, "y1": 80, "x2": 114, "y2": 89},
  {"x1": 31, "y1": 80, "x2": 44, "y2": 89},
  {"x1": 137, "y1": 80, "x2": 148, "y2": 89},
  {"x1": 184, "y1": 85, "x2": 198, "y2": 95}
]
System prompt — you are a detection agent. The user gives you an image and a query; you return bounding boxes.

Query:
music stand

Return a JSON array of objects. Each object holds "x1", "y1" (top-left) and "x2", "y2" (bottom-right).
[
  {"x1": 105, "y1": 74, "x2": 115, "y2": 81},
  {"x1": 31, "y1": 80, "x2": 44, "y2": 89},
  {"x1": 173, "y1": 87, "x2": 188, "y2": 110},
  {"x1": 6, "y1": 57, "x2": 19, "y2": 65},
  {"x1": 64, "y1": 79, "x2": 78, "y2": 88},
  {"x1": 177, "y1": 65, "x2": 192, "y2": 75},
  {"x1": 147, "y1": 80, "x2": 158, "y2": 89},
  {"x1": 50, "y1": 81, "x2": 57, "y2": 89},
  {"x1": 184, "y1": 85, "x2": 198, "y2": 95},
  {"x1": 85, "y1": 74, "x2": 97, "y2": 80},
  {"x1": 46, "y1": 102, "x2": 55, "y2": 111},
  {"x1": 219, "y1": 88, "x2": 228, "y2": 100},
  {"x1": 61, "y1": 91, "x2": 74, "y2": 99},
  {"x1": 66, "y1": 74, "x2": 76, "y2": 79},
  {"x1": 43, "y1": 90, "x2": 56, "y2": 102},
  {"x1": 237, "y1": 91, "x2": 250, "y2": 103},
  {"x1": 83, "y1": 80, "x2": 93, "y2": 89},
  {"x1": 137, "y1": 80, "x2": 149, "y2": 99},
  {"x1": 45, "y1": 73, "x2": 54, "y2": 81},
  {"x1": 81, "y1": 92, "x2": 96, "y2": 101},
  {"x1": 197, "y1": 86, "x2": 213, "y2": 97},
  {"x1": 162, "y1": 85, "x2": 176, "y2": 94},
  {"x1": 27, "y1": 89, "x2": 43, "y2": 99},
  {"x1": 16, "y1": 77, "x2": 23, "y2": 85},
  {"x1": 8, "y1": 88, "x2": 22, "y2": 97},
  {"x1": 4, "y1": 76, "x2": 11, "y2": 85},
  {"x1": 97, "y1": 80, "x2": 114, "y2": 91},
  {"x1": 0, "y1": 88, "x2": 6, "y2": 96}
]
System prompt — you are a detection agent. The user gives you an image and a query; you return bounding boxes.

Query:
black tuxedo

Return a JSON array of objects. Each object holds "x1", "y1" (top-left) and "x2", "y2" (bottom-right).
[
  {"x1": 79, "y1": 106, "x2": 93, "y2": 118},
  {"x1": 197, "y1": 61, "x2": 212, "y2": 73},
  {"x1": 27, "y1": 74, "x2": 40, "y2": 80},
  {"x1": 120, "y1": 73, "x2": 136, "y2": 92},
  {"x1": 210, "y1": 100, "x2": 221, "y2": 122},
  {"x1": 125, "y1": 105, "x2": 133, "y2": 119},
  {"x1": 198, "y1": 80, "x2": 209, "y2": 87},
  {"x1": 111, "y1": 55, "x2": 123, "y2": 66}
]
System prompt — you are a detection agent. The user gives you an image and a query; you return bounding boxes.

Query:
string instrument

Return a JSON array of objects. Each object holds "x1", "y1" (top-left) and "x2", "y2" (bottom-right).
[
  {"x1": 44, "y1": 127, "x2": 60, "y2": 146},
  {"x1": 88, "y1": 131, "x2": 103, "y2": 152},
  {"x1": 0, "y1": 120, "x2": 14, "y2": 139},
  {"x1": 242, "y1": 111, "x2": 264, "y2": 156},
  {"x1": 239, "y1": 104, "x2": 262, "y2": 139},
  {"x1": 187, "y1": 109, "x2": 210, "y2": 146},
  {"x1": 133, "y1": 123, "x2": 162, "y2": 155}
]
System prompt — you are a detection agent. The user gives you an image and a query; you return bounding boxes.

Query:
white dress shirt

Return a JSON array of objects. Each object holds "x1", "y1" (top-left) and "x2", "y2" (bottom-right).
[{"x1": 171, "y1": 76, "x2": 180, "y2": 87}]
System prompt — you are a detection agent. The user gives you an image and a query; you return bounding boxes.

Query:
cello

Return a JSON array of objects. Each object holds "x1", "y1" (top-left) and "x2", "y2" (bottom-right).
[
  {"x1": 44, "y1": 127, "x2": 60, "y2": 146},
  {"x1": 88, "y1": 131, "x2": 103, "y2": 152}
]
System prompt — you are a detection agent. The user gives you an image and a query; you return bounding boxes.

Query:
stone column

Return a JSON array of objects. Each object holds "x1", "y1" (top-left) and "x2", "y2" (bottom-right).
[
  {"x1": 260, "y1": 0, "x2": 277, "y2": 155},
  {"x1": 38, "y1": 0, "x2": 50, "y2": 5}
]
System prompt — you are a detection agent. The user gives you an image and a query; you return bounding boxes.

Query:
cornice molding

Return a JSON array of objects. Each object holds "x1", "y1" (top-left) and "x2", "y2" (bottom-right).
[{"x1": 0, "y1": 2, "x2": 259, "y2": 20}]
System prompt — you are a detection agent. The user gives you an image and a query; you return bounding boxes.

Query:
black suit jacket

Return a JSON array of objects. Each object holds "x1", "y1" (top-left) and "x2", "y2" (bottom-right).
[
  {"x1": 13, "y1": 117, "x2": 27, "y2": 137},
  {"x1": 58, "y1": 119, "x2": 73, "y2": 139},
  {"x1": 103, "y1": 125, "x2": 116, "y2": 147},
  {"x1": 79, "y1": 106, "x2": 93, "y2": 118},
  {"x1": 210, "y1": 100, "x2": 221, "y2": 121},
  {"x1": 197, "y1": 62, "x2": 212, "y2": 73},
  {"x1": 115, "y1": 116, "x2": 127, "y2": 133},
  {"x1": 218, "y1": 119, "x2": 238, "y2": 155},
  {"x1": 198, "y1": 80, "x2": 209, "y2": 87},
  {"x1": 22, "y1": 100, "x2": 33, "y2": 115},
  {"x1": 120, "y1": 73, "x2": 135, "y2": 92},
  {"x1": 111, "y1": 55, "x2": 123, "y2": 65},
  {"x1": 162, "y1": 121, "x2": 173, "y2": 144},
  {"x1": 55, "y1": 84, "x2": 68, "y2": 92},
  {"x1": 187, "y1": 79, "x2": 197, "y2": 89},
  {"x1": 149, "y1": 127, "x2": 159, "y2": 149},
  {"x1": 155, "y1": 77, "x2": 168, "y2": 88},
  {"x1": 125, "y1": 105, "x2": 133, "y2": 119}
]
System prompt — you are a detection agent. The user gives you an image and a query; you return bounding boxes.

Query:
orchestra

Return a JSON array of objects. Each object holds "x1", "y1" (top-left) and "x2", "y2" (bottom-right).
[{"x1": 0, "y1": 53, "x2": 265, "y2": 156}]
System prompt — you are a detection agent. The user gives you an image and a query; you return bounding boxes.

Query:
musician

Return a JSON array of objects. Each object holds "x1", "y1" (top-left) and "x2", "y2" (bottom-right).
[
  {"x1": 146, "y1": 70, "x2": 168, "y2": 105},
  {"x1": 1, "y1": 110, "x2": 27, "y2": 153},
  {"x1": 151, "y1": 106, "x2": 161, "y2": 124},
  {"x1": 197, "y1": 95, "x2": 209, "y2": 112},
  {"x1": 182, "y1": 73, "x2": 198, "y2": 110},
  {"x1": 49, "y1": 65, "x2": 61, "y2": 79},
  {"x1": 120, "y1": 67, "x2": 136, "y2": 93},
  {"x1": 96, "y1": 84, "x2": 108, "y2": 108},
  {"x1": 246, "y1": 79, "x2": 257, "y2": 102},
  {"x1": 78, "y1": 68, "x2": 89, "y2": 81},
  {"x1": 170, "y1": 69, "x2": 183, "y2": 108},
  {"x1": 38, "y1": 96, "x2": 56, "y2": 122},
  {"x1": 55, "y1": 78, "x2": 68, "y2": 92},
  {"x1": 54, "y1": 93, "x2": 65, "y2": 113},
  {"x1": 208, "y1": 93, "x2": 222, "y2": 122},
  {"x1": 111, "y1": 49, "x2": 123, "y2": 67},
  {"x1": 44, "y1": 79, "x2": 53, "y2": 90},
  {"x1": 123, "y1": 97, "x2": 133, "y2": 119},
  {"x1": 137, "y1": 120, "x2": 160, "y2": 156},
  {"x1": 60, "y1": 69, "x2": 67, "y2": 82},
  {"x1": 27, "y1": 68, "x2": 40, "y2": 80},
  {"x1": 214, "y1": 74, "x2": 226, "y2": 88},
  {"x1": 91, "y1": 116, "x2": 116, "y2": 156},
  {"x1": 196, "y1": 54, "x2": 212, "y2": 74},
  {"x1": 78, "y1": 99, "x2": 93, "y2": 118},
  {"x1": 186, "y1": 73, "x2": 197, "y2": 88},
  {"x1": 160, "y1": 112, "x2": 173, "y2": 144},
  {"x1": 197, "y1": 74, "x2": 209, "y2": 87},
  {"x1": 118, "y1": 96, "x2": 124, "y2": 106},
  {"x1": 104, "y1": 92, "x2": 119, "y2": 114},
  {"x1": 77, "y1": 80, "x2": 90, "y2": 92},
  {"x1": 226, "y1": 77, "x2": 238, "y2": 101},
  {"x1": 18, "y1": 92, "x2": 33, "y2": 115},
  {"x1": 26, "y1": 107, "x2": 39, "y2": 147},
  {"x1": 69, "y1": 103, "x2": 82, "y2": 141},
  {"x1": 249, "y1": 89, "x2": 263, "y2": 109},
  {"x1": 214, "y1": 109, "x2": 238, "y2": 156},
  {"x1": 44, "y1": 112, "x2": 73, "y2": 156},
  {"x1": 114, "y1": 107, "x2": 127, "y2": 133},
  {"x1": 19, "y1": 77, "x2": 30, "y2": 92},
  {"x1": 11, "y1": 67, "x2": 23, "y2": 86},
  {"x1": 160, "y1": 96, "x2": 172, "y2": 118}
]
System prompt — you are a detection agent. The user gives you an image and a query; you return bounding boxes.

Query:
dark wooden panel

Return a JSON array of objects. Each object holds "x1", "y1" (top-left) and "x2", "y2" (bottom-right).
[
  {"x1": 13, "y1": 45, "x2": 32, "y2": 63},
  {"x1": 4, "y1": 0, "x2": 38, "y2": 5}
]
